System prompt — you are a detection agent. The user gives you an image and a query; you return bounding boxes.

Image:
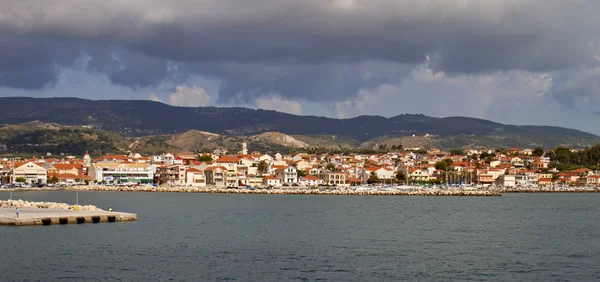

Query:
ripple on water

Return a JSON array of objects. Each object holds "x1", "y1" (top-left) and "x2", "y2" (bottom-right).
[{"x1": 0, "y1": 191, "x2": 599, "y2": 281}]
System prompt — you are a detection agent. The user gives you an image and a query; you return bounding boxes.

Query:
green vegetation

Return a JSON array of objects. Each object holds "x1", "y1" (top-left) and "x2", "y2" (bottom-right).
[
  {"x1": 448, "y1": 148, "x2": 465, "y2": 155},
  {"x1": 197, "y1": 155, "x2": 213, "y2": 162},
  {"x1": 532, "y1": 147, "x2": 545, "y2": 156},
  {"x1": 0, "y1": 128, "x2": 119, "y2": 156},
  {"x1": 548, "y1": 145, "x2": 600, "y2": 171},
  {"x1": 395, "y1": 170, "x2": 406, "y2": 182},
  {"x1": 367, "y1": 172, "x2": 379, "y2": 184},
  {"x1": 15, "y1": 177, "x2": 26, "y2": 183},
  {"x1": 1, "y1": 97, "x2": 596, "y2": 144},
  {"x1": 48, "y1": 175, "x2": 59, "y2": 184},
  {"x1": 435, "y1": 159, "x2": 453, "y2": 170},
  {"x1": 257, "y1": 161, "x2": 269, "y2": 176}
]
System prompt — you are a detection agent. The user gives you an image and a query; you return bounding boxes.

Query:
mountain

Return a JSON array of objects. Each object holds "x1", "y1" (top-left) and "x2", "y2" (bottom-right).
[{"x1": 0, "y1": 97, "x2": 596, "y2": 142}]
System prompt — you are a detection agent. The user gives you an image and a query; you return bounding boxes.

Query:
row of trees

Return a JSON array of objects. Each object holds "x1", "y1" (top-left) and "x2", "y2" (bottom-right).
[{"x1": 548, "y1": 145, "x2": 600, "y2": 171}]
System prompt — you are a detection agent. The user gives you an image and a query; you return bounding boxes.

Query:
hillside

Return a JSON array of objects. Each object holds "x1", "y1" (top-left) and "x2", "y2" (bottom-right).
[
  {"x1": 0, "y1": 122, "x2": 599, "y2": 157},
  {"x1": 0, "y1": 97, "x2": 596, "y2": 143},
  {"x1": 0, "y1": 122, "x2": 122, "y2": 156}
]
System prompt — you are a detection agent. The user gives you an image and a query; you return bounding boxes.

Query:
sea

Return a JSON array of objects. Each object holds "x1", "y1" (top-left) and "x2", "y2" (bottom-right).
[{"x1": 0, "y1": 191, "x2": 598, "y2": 281}]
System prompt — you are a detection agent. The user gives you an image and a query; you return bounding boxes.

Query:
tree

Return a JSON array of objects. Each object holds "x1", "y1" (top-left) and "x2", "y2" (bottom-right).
[
  {"x1": 367, "y1": 172, "x2": 380, "y2": 184},
  {"x1": 197, "y1": 155, "x2": 213, "y2": 162},
  {"x1": 449, "y1": 148, "x2": 465, "y2": 156},
  {"x1": 15, "y1": 177, "x2": 26, "y2": 183},
  {"x1": 326, "y1": 162, "x2": 339, "y2": 172},
  {"x1": 550, "y1": 146, "x2": 573, "y2": 165},
  {"x1": 435, "y1": 158, "x2": 454, "y2": 170},
  {"x1": 297, "y1": 170, "x2": 307, "y2": 177},
  {"x1": 257, "y1": 160, "x2": 269, "y2": 176},
  {"x1": 48, "y1": 175, "x2": 59, "y2": 184},
  {"x1": 532, "y1": 147, "x2": 545, "y2": 157},
  {"x1": 480, "y1": 152, "x2": 496, "y2": 160},
  {"x1": 484, "y1": 156, "x2": 494, "y2": 164},
  {"x1": 395, "y1": 170, "x2": 406, "y2": 182}
]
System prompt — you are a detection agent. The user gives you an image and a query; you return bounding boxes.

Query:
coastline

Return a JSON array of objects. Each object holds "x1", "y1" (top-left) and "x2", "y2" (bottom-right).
[
  {"x1": 499, "y1": 189, "x2": 600, "y2": 193},
  {"x1": 2, "y1": 186, "x2": 501, "y2": 196},
  {"x1": 3, "y1": 186, "x2": 599, "y2": 196}
]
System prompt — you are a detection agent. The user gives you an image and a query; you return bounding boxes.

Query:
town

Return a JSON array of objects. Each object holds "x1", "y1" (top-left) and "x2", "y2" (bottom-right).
[{"x1": 1, "y1": 140, "x2": 599, "y2": 191}]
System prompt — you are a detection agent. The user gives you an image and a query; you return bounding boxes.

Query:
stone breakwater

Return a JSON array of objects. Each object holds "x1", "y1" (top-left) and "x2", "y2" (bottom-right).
[
  {"x1": 0, "y1": 199, "x2": 102, "y2": 211},
  {"x1": 500, "y1": 189, "x2": 600, "y2": 193},
  {"x1": 4, "y1": 186, "x2": 501, "y2": 196}
]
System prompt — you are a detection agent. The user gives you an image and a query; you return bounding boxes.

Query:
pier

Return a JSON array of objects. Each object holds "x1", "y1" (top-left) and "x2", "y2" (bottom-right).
[{"x1": 0, "y1": 208, "x2": 137, "y2": 226}]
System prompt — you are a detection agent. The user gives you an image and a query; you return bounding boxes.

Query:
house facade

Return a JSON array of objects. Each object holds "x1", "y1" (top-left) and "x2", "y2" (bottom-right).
[
  {"x1": 275, "y1": 166, "x2": 298, "y2": 184},
  {"x1": 13, "y1": 162, "x2": 47, "y2": 184},
  {"x1": 185, "y1": 168, "x2": 206, "y2": 187}
]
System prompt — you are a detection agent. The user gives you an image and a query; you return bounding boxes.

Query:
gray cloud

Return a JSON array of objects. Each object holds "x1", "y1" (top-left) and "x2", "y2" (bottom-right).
[
  {"x1": 0, "y1": 36, "x2": 79, "y2": 89},
  {"x1": 550, "y1": 67, "x2": 600, "y2": 113},
  {"x1": 1, "y1": 0, "x2": 600, "y2": 121},
  {"x1": 2, "y1": 1, "x2": 599, "y2": 69},
  {"x1": 184, "y1": 61, "x2": 412, "y2": 103}
]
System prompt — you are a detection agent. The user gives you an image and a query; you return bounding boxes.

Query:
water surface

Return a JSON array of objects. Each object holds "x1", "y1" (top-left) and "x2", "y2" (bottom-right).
[{"x1": 0, "y1": 191, "x2": 598, "y2": 281}]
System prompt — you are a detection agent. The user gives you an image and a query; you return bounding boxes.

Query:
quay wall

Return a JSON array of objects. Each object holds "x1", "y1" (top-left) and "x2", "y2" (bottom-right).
[{"x1": 3, "y1": 186, "x2": 501, "y2": 196}]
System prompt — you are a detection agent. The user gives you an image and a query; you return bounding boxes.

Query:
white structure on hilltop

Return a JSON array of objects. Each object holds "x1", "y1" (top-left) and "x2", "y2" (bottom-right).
[{"x1": 242, "y1": 140, "x2": 248, "y2": 155}]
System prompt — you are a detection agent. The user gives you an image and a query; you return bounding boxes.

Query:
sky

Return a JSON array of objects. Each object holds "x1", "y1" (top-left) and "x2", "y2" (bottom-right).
[{"x1": 2, "y1": 0, "x2": 600, "y2": 134}]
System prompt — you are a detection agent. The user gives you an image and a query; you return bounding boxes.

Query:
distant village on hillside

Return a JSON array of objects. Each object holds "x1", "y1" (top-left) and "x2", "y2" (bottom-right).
[{"x1": 1, "y1": 140, "x2": 599, "y2": 188}]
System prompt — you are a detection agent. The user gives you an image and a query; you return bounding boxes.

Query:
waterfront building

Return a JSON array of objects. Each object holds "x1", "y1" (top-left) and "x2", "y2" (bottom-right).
[
  {"x1": 577, "y1": 175, "x2": 600, "y2": 186},
  {"x1": 13, "y1": 162, "x2": 47, "y2": 184},
  {"x1": 408, "y1": 168, "x2": 429, "y2": 182},
  {"x1": 299, "y1": 175, "x2": 324, "y2": 186},
  {"x1": 156, "y1": 165, "x2": 186, "y2": 186},
  {"x1": 226, "y1": 170, "x2": 238, "y2": 186},
  {"x1": 515, "y1": 170, "x2": 539, "y2": 186},
  {"x1": 318, "y1": 171, "x2": 348, "y2": 186},
  {"x1": 477, "y1": 174, "x2": 495, "y2": 186},
  {"x1": 48, "y1": 173, "x2": 92, "y2": 184},
  {"x1": 47, "y1": 163, "x2": 83, "y2": 176},
  {"x1": 185, "y1": 168, "x2": 206, "y2": 187},
  {"x1": 275, "y1": 166, "x2": 298, "y2": 184},
  {"x1": 495, "y1": 174, "x2": 516, "y2": 187},
  {"x1": 214, "y1": 156, "x2": 242, "y2": 172},
  {"x1": 262, "y1": 175, "x2": 282, "y2": 187},
  {"x1": 204, "y1": 166, "x2": 226, "y2": 186},
  {"x1": 88, "y1": 162, "x2": 154, "y2": 184}
]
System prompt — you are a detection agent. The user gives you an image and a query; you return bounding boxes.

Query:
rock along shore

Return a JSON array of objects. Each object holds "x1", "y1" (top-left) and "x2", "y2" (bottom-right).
[
  {"x1": 3, "y1": 186, "x2": 501, "y2": 196},
  {"x1": 500, "y1": 189, "x2": 600, "y2": 193},
  {"x1": 0, "y1": 199, "x2": 102, "y2": 211}
]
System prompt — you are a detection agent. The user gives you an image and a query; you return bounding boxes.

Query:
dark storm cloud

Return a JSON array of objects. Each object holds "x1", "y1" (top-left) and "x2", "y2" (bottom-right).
[
  {"x1": 1, "y1": 0, "x2": 600, "y2": 106},
  {"x1": 3, "y1": 1, "x2": 599, "y2": 68},
  {"x1": 184, "y1": 61, "x2": 413, "y2": 103},
  {"x1": 0, "y1": 37, "x2": 79, "y2": 89},
  {"x1": 83, "y1": 47, "x2": 169, "y2": 88},
  {"x1": 549, "y1": 67, "x2": 600, "y2": 113}
]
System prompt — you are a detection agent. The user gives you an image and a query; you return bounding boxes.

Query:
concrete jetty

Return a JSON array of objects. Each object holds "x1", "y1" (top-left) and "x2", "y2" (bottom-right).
[{"x1": 0, "y1": 208, "x2": 137, "y2": 226}]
